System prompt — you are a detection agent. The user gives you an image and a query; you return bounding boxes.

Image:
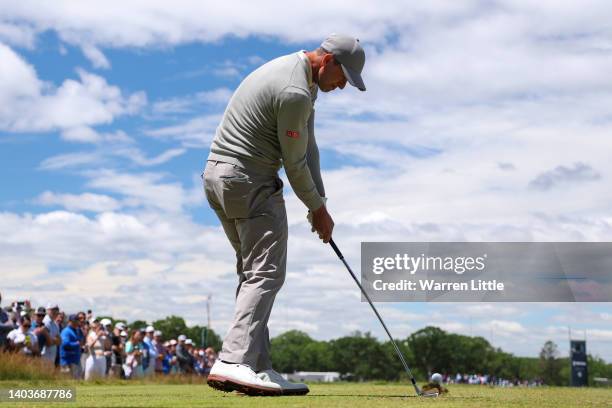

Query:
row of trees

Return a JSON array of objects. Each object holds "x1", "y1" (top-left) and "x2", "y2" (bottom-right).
[
  {"x1": 270, "y1": 326, "x2": 612, "y2": 386},
  {"x1": 107, "y1": 316, "x2": 611, "y2": 386}
]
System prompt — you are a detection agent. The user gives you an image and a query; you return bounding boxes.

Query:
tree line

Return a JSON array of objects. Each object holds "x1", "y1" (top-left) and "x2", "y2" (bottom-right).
[{"x1": 270, "y1": 326, "x2": 612, "y2": 385}]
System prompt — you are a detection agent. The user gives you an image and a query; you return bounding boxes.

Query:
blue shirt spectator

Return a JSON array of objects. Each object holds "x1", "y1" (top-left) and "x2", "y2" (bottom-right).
[
  {"x1": 162, "y1": 351, "x2": 171, "y2": 374},
  {"x1": 60, "y1": 319, "x2": 83, "y2": 366},
  {"x1": 141, "y1": 338, "x2": 151, "y2": 371}
]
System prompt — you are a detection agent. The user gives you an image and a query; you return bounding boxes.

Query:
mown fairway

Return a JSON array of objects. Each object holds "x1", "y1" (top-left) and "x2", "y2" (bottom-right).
[{"x1": 0, "y1": 381, "x2": 611, "y2": 407}]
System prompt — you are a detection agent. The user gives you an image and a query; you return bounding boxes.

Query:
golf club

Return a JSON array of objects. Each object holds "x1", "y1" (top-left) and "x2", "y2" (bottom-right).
[{"x1": 329, "y1": 238, "x2": 439, "y2": 398}]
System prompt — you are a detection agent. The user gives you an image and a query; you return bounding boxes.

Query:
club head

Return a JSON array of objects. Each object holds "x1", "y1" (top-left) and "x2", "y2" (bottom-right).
[
  {"x1": 420, "y1": 390, "x2": 439, "y2": 398},
  {"x1": 415, "y1": 386, "x2": 439, "y2": 398}
]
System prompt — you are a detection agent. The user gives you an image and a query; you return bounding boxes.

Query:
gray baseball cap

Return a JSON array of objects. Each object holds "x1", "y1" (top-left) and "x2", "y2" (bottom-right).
[{"x1": 321, "y1": 34, "x2": 366, "y2": 91}]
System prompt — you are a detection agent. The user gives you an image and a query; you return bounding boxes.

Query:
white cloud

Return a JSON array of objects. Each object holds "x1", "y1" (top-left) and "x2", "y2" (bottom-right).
[
  {"x1": 486, "y1": 320, "x2": 527, "y2": 335},
  {"x1": 112, "y1": 147, "x2": 187, "y2": 166},
  {"x1": 213, "y1": 66, "x2": 241, "y2": 79},
  {"x1": 81, "y1": 44, "x2": 111, "y2": 69},
  {"x1": 0, "y1": 1, "x2": 413, "y2": 47},
  {"x1": 151, "y1": 88, "x2": 232, "y2": 115},
  {"x1": 529, "y1": 162, "x2": 601, "y2": 191},
  {"x1": 145, "y1": 114, "x2": 221, "y2": 147},
  {"x1": 0, "y1": 22, "x2": 35, "y2": 48},
  {"x1": 0, "y1": 43, "x2": 145, "y2": 135},
  {"x1": 36, "y1": 191, "x2": 121, "y2": 212},
  {"x1": 38, "y1": 139, "x2": 183, "y2": 171},
  {"x1": 60, "y1": 126, "x2": 102, "y2": 143},
  {"x1": 84, "y1": 170, "x2": 189, "y2": 213},
  {"x1": 0, "y1": 41, "x2": 40, "y2": 101},
  {"x1": 38, "y1": 151, "x2": 104, "y2": 170},
  {"x1": 106, "y1": 262, "x2": 138, "y2": 276},
  {"x1": 247, "y1": 55, "x2": 265, "y2": 65}
]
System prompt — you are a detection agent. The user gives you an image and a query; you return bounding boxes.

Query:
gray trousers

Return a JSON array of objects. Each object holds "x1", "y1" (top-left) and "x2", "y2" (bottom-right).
[{"x1": 203, "y1": 160, "x2": 287, "y2": 372}]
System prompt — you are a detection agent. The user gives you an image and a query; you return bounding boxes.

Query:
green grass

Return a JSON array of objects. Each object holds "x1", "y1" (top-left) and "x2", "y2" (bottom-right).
[{"x1": 0, "y1": 381, "x2": 610, "y2": 407}]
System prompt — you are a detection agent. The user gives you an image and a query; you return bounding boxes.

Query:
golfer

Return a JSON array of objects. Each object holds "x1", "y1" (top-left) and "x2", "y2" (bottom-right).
[{"x1": 204, "y1": 34, "x2": 366, "y2": 396}]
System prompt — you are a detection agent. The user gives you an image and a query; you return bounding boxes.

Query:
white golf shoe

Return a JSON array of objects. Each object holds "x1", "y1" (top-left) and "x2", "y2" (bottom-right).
[
  {"x1": 257, "y1": 369, "x2": 310, "y2": 396},
  {"x1": 207, "y1": 360, "x2": 281, "y2": 396}
]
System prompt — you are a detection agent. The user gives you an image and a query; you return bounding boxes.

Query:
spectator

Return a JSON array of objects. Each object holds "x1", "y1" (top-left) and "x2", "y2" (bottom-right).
[
  {"x1": 139, "y1": 328, "x2": 152, "y2": 376},
  {"x1": 77, "y1": 311, "x2": 86, "y2": 325},
  {"x1": 124, "y1": 330, "x2": 145, "y2": 379},
  {"x1": 176, "y1": 336, "x2": 195, "y2": 374},
  {"x1": 7, "y1": 300, "x2": 28, "y2": 328},
  {"x1": 0, "y1": 293, "x2": 9, "y2": 323},
  {"x1": 165, "y1": 339, "x2": 179, "y2": 374},
  {"x1": 0, "y1": 293, "x2": 15, "y2": 349},
  {"x1": 100, "y1": 318, "x2": 113, "y2": 374},
  {"x1": 31, "y1": 307, "x2": 52, "y2": 357},
  {"x1": 143, "y1": 326, "x2": 156, "y2": 377},
  {"x1": 42, "y1": 303, "x2": 61, "y2": 364},
  {"x1": 56, "y1": 311, "x2": 65, "y2": 325},
  {"x1": 195, "y1": 349, "x2": 207, "y2": 375},
  {"x1": 80, "y1": 318, "x2": 90, "y2": 373},
  {"x1": 152, "y1": 330, "x2": 166, "y2": 374},
  {"x1": 7, "y1": 316, "x2": 39, "y2": 355},
  {"x1": 161, "y1": 341, "x2": 170, "y2": 374},
  {"x1": 60, "y1": 314, "x2": 84, "y2": 379},
  {"x1": 109, "y1": 322, "x2": 126, "y2": 378},
  {"x1": 84, "y1": 319, "x2": 109, "y2": 380},
  {"x1": 204, "y1": 347, "x2": 217, "y2": 375},
  {"x1": 186, "y1": 339, "x2": 197, "y2": 367},
  {"x1": 54, "y1": 311, "x2": 65, "y2": 367}
]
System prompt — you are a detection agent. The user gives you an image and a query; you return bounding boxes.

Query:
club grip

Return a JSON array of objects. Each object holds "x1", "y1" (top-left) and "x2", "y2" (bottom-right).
[{"x1": 329, "y1": 238, "x2": 344, "y2": 259}]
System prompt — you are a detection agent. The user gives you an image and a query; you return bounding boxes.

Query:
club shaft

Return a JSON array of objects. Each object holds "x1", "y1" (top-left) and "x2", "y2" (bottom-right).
[{"x1": 329, "y1": 239, "x2": 421, "y2": 395}]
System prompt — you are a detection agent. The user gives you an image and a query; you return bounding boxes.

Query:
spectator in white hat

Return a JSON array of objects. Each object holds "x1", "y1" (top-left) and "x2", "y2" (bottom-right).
[
  {"x1": 176, "y1": 335, "x2": 195, "y2": 374},
  {"x1": 143, "y1": 325, "x2": 156, "y2": 377},
  {"x1": 100, "y1": 319, "x2": 113, "y2": 375},
  {"x1": 168, "y1": 339, "x2": 179, "y2": 374},
  {"x1": 41, "y1": 303, "x2": 60, "y2": 363},
  {"x1": 152, "y1": 330, "x2": 166, "y2": 374}
]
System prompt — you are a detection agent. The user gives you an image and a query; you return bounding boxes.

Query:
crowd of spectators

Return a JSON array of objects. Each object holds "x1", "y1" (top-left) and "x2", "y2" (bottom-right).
[
  {"x1": 0, "y1": 295, "x2": 217, "y2": 380},
  {"x1": 439, "y1": 373, "x2": 543, "y2": 387}
]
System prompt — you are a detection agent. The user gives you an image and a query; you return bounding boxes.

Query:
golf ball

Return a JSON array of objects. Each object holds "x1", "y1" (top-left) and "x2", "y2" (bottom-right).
[{"x1": 430, "y1": 373, "x2": 443, "y2": 384}]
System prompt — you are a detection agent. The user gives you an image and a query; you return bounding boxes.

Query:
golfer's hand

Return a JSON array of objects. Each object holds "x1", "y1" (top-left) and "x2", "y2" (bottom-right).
[
  {"x1": 311, "y1": 204, "x2": 334, "y2": 243},
  {"x1": 307, "y1": 197, "x2": 327, "y2": 231}
]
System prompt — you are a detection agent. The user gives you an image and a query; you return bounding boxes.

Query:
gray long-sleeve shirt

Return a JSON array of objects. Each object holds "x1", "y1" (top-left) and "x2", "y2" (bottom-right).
[{"x1": 208, "y1": 51, "x2": 325, "y2": 211}]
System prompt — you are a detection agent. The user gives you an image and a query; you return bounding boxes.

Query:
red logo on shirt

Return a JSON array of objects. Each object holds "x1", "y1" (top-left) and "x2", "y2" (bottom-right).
[{"x1": 286, "y1": 130, "x2": 300, "y2": 139}]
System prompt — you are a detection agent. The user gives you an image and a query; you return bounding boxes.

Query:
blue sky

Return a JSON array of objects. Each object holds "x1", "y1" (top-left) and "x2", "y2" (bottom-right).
[{"x1": 1, "y1": 1, "x2": 611, "y2": 362}]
